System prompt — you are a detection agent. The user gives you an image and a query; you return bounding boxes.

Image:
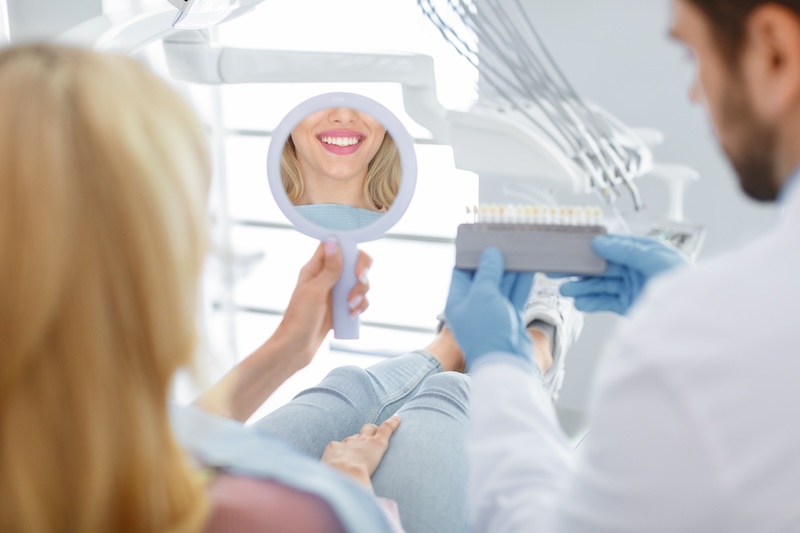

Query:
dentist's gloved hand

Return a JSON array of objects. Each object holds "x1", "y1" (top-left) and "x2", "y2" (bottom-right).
[
  {"x1": 445, "y1": 247, "x2": 535, "y2": 370},
  {"x1": 559, "y1": 234, "x2": 689, "y2": 315}
]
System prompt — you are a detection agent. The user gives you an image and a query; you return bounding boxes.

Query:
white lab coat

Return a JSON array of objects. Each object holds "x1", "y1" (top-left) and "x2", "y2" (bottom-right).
[{"x1": 469, "y1": 179, "x2": 800, "y2": 532}]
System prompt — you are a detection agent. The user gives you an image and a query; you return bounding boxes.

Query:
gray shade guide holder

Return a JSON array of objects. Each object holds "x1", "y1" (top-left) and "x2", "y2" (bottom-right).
[{"x1": 455, "y1": 223, "x2": 608, "y2": 275}]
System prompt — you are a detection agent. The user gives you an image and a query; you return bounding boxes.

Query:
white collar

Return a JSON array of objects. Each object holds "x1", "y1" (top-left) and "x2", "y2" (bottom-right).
[{"x1": 779, "y1": 167, "x2": 800, "y2": 224}]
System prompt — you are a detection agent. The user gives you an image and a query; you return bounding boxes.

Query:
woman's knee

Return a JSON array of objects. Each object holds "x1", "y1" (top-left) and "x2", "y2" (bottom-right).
[
  {"x1": 419, "y1": 371, "x2": 470, "y2": 400},
  {"x1": 395, "y1": 372, "x2": 471, "y2": 423},
  {"x1": 326, "y1": 365, "x2": 369, "y2": 381},
  {"x1": 316, "y1": 365, "x2": 376, "y2": 396}
]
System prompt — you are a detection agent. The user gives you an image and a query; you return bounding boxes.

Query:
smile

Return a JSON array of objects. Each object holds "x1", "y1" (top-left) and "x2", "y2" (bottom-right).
[
  {"x1": 320, "y1": 136, "x2": 363, "y2": 147},
  {"x1": 316, "y1": 130, "x2": 366, "y2": 155}
]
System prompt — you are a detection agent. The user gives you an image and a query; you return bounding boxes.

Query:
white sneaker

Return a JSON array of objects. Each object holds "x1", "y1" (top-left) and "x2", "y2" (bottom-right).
[
  {"x1": 523, "y1": 274, "x2": 584, "y2": 401},
  {"x1": 435, "y1": 311, "x2": 446, "y2": 334}
]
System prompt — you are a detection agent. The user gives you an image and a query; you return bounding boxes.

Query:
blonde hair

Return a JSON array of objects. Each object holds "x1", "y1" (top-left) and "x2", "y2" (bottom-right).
[
  {"x1": 0, "y1": 45, "x2": 209, "y2": 532},
  {"x1": 281, "y1": 131, "x2": 401, "y2": 211}
]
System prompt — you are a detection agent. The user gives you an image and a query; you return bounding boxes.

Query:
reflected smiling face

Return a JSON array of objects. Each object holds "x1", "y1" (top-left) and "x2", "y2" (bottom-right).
[{"x1": 290, "y1": 107, "x2": 387, "y2": 207}]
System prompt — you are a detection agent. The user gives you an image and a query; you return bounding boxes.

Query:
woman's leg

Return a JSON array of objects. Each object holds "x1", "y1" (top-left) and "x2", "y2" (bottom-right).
[
  {"x1": 371, "y1": 370, "x2": 471, "y2": 533},
  {"x1": 252, "y1": 324, "x2": 555, "y2": 532},
  {"x1": 366, "y1": 329, "x2": 555, "y2": 533},
  {"x1": 251, "y1": 329, "x2": 465, "y2": 459}
]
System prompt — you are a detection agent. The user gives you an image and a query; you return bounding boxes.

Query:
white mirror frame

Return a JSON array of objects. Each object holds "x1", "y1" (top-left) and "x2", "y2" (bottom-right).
[{"x1": 267, "y1": 92, "x2": 418, "y2": 339}]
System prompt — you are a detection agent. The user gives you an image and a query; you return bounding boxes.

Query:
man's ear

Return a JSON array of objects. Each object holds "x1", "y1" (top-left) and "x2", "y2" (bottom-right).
[{"x1": 742, "y1": 5, "x2": 800, "y2": 120}]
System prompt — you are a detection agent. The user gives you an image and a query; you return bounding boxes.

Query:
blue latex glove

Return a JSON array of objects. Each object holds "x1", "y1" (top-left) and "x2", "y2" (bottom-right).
[
  {"x1": 559, "y1": 234, "x2": 689, "y2": 315},
  {"x1": 445, "y1": 247, "x2": 535, "y2": 369}
]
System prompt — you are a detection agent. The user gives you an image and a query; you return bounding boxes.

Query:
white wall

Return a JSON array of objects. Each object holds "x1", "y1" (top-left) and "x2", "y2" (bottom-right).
[
  {"x1": 516, "y1": 0, "x2": 778, "y2": 415},
  {"x1": 6, "y1": 0, "x2": 102, "y2": 42}
]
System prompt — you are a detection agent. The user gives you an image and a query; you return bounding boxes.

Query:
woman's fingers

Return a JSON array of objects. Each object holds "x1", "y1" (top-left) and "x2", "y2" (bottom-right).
[
  {"x1": 315, "y1": 238, "x2": 343, "y2": 287},
  {"x1": 303, "y1": 245, "x2": 371, "y2": 301},
  {"x1": 296, "y1": 244, "x2": 370, "y2": 320},
  {"x1": 356, "y1": 250, "x2": 373, "y2": 283},
  {"x1": 345, "y1": 417, "x2": 400, "y2": 442},
  {"x1": 321, "y1": 417, "x2": 399, "y2": 490},
  {"x1": 348, "y1": 250, "x2": 373, "y2": 316},
  {"x1": 359, "y1": 423, "x2": 379, "y2": 437},
  {"x1": 349, "y1": 295, "x2": 369, "y2": 317},
  {"x1": 376, "y1": 416, "x2": 401, "y2": 443},
  {"x1": 298, "y1": 239, "x2": 343, "y2": 287},
  {"x1": 298, "y1": 241, "x2": 327, "y2": 281}
]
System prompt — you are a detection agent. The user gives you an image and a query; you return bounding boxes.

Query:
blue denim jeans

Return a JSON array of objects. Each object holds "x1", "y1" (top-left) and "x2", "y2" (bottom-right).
[{"x1": 252, "y1": 350, "x2": 470, "y2": 533}]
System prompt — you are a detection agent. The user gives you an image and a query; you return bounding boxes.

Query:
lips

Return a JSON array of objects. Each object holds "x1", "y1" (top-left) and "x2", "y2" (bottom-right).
[{"x1": 317, "y1": 129, "x2": 365, "y2": 155}]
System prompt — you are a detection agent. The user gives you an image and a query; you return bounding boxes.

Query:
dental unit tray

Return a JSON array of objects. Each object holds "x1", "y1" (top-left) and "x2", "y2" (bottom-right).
[{"x1": 455, "y1": 205, "x2": 608, "y2": 274}]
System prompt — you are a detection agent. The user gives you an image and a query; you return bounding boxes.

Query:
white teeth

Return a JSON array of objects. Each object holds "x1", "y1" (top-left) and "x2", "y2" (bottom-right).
[{"x1": 320, "y1": 136, "x2": 361, "y2": 147}]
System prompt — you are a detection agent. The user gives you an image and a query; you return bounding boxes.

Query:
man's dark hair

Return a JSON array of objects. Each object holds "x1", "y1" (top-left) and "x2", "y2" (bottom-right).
[{"x1": 688, "y1": 1, "x2": 800, "y2": 61}]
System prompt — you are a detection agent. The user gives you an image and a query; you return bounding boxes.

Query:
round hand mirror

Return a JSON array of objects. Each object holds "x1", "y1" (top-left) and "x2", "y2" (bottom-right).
[{"x1": 267, "y1": 92, "x2": 417, "y2": 340}]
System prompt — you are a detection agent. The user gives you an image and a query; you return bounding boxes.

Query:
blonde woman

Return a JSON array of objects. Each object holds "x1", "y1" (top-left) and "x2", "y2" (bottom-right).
[
  {"x1": 281, "y1": 107, "x2": 401, "y2": 230},
  {"x1": 0, "y1": 44, "x2": 481, "y2": 533}
]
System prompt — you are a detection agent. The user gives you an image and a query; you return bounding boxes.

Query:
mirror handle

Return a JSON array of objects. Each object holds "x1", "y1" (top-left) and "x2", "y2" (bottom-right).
[{"x1": 332, "y1": 237, "x2": 360, "y2": 340}]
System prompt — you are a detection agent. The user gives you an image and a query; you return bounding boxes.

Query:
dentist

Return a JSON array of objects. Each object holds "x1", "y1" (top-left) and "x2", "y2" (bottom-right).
[{"x1": 446, "y1": 0, "x2": 800, "y2": 531}]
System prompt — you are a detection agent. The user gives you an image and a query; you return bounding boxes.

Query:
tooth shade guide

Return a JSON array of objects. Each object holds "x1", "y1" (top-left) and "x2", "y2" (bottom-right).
[
  {"x1": 455, "y1": 221, "x2": 609, "y2": 274},
  {"x1": 470, "y1": 204, "x2": 605, "y2": 227}
]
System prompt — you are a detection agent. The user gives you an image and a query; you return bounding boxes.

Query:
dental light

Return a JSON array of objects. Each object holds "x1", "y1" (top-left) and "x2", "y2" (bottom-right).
[
  {"x1": 166, "y1": 0, "x2": 266, "y2": 30},
  {"x1": 59, "y1": 0, "x2": 266, "y2": 53}
]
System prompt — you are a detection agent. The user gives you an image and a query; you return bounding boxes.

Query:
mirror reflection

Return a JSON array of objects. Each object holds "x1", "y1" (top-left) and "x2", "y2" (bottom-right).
[{"x1": 281, "y1": 107, "x2": 401, "y2": 231}]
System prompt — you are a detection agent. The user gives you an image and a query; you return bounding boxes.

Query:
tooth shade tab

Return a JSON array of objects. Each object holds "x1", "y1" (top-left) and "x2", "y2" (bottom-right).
[
  {"x1": 472, "y1": 204, "x2": 606, "y2": 227},
  {"x1": 320, "y1": 136, "x2": 362, "y2": 147}
]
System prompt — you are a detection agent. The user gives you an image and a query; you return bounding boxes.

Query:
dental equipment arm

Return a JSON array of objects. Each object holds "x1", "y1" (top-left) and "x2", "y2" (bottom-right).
[
  {"x1": 162, "y1": 32, "x2": 449, "y2": 139},
  {"x1": 57, "y1": 0, "x2": 267, "y2": 53},
  {"x1": 161, "y1": 35, "x2": 649, "y2": 196},
  {"x1": 58, "y1": 5, "x2": 179, "y2": 53}
]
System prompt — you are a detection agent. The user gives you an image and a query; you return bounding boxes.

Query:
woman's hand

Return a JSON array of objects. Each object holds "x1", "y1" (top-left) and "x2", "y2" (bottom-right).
[
  {"x1": 275, "y1": 239, "x2": 372, "y2": 367},
  {"x1": 193, "y1": 241, "x2": 371, "y2": 422},
  {"x1": 321, "y1": 416, "x2": 401, "y2": 490}
]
